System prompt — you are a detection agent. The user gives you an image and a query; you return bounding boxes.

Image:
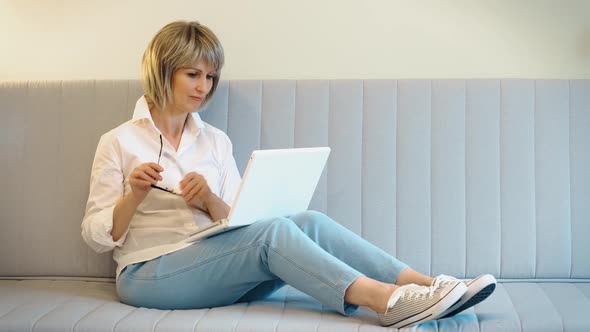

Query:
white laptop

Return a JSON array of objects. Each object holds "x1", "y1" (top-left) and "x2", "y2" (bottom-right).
[{"x1": 184, "y1": 147, "x2": 331, "y2": 242}]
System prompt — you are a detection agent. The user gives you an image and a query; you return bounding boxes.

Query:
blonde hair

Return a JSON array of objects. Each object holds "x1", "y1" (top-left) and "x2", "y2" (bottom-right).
[{"x1": 141, "y1": 21, "x2": 224, "y2": 110}]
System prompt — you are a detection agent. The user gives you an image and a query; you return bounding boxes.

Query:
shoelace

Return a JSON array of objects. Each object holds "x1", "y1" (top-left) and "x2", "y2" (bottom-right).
[
  {"x1": 433, "y1": 274, "x2": 458, "y2": 288},
  {"x1": 386, "y1": 284, "x2": 434, "y2": 309}
]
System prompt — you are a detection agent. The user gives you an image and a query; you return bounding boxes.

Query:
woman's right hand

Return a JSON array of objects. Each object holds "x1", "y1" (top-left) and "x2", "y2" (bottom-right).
[{"x1": 128, "y1": 162, "x2": 164, "y2": 202}]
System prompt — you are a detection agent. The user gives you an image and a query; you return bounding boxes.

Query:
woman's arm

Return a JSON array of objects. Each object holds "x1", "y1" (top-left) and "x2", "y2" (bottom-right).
[
  {"x1": 112, "y1": 162, "x2": 164, "y2": 241},
  {"x1": 180, "y1": 172, "x2": 230, "y2": 221},
  {"x1": 203, "y1": 192, "x2": 231, "y2": 222},
  {"x1": 82, "y1": 133, "x2": 129, "y2": 253},
  {"x1": 112, "y1": 192, "x2": 142, "y2": 241}
]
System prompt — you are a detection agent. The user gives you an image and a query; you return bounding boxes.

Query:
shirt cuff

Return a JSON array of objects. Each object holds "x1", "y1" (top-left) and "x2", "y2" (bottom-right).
[{"x1": 83, "y1": 205, "x2": 129, "y2": 253}]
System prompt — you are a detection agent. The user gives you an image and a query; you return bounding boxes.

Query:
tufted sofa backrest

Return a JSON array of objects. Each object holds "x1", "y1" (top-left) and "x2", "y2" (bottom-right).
[{"x1": 1, "y1": 80, "x2": 588, "y2": 280}]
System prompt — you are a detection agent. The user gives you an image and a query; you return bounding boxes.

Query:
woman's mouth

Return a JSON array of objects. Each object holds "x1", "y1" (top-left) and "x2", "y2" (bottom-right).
[{"x1": 190, "y1": 96, "x2": 203, "y2": 102}]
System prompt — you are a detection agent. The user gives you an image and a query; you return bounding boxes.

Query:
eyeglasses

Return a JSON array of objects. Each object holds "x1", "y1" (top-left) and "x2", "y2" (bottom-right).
[{"x1": 150, "y1": 134, "x2": 181, "y2": 195}]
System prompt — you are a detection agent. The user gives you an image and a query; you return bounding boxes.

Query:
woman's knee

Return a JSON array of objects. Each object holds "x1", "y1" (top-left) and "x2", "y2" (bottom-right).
[
  {"x1": 258, "y1": 217, "x2": 300, "y2": 238},
  {"x1": 289, "y1": 210, "x2": 331, "y2": 228},
  {"x1": 257, "y1": 212, "x2": 333, "y2": 241}
]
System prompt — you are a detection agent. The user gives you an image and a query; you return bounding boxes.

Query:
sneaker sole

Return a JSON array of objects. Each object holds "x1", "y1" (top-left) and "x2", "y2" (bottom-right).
[
  {"x1": 439, "y1": 282, "x2": 496, "y2": 319},
  {"x1": 386, "y1": 282, "x2": 468, "y2": 328}
]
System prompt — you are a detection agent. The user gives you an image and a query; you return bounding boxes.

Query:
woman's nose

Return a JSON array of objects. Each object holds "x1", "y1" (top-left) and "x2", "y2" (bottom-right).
[{"x1": 196, "y1": 78, "x2": 207, "y2": 93}]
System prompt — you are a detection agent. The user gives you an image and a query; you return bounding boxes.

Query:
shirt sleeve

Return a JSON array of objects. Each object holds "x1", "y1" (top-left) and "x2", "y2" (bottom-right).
[
  {"x1": 81, "y1": 132, "x2": 129, "y2": 253},
  {"x1": 218, "y1": 135, "x2": 242, "y2": 206}
]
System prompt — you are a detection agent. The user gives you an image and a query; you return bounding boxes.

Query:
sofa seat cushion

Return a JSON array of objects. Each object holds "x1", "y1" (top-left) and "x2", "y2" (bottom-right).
[{"x1": 1, "y1": 280, "x2": 589, "y2": 331}]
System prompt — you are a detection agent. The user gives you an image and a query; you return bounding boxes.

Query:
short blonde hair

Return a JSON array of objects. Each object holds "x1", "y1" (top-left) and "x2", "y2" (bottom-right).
[{"x1": 141, "y1": 21, "x2": 224, "y2": 110}]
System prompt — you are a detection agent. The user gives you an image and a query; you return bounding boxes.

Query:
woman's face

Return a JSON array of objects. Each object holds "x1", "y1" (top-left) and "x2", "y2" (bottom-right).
[{"x1": 170, "y1": 60, "x2": 216, "y2": 113}]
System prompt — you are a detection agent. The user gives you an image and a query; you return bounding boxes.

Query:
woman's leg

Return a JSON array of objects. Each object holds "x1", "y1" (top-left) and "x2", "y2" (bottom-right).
[
  {"x1": 117, "y1": 217, "x2": 396, "y2": 315},
  {"x1": 396, "y1": 268, "x2": 435, "y2": 286},
  {"x1": 285, "y1": 211, "x2": 495, "y2": 320},
  {"x1": 287, "y1": 211, "x2": 425, "y2": 285},
  {"x1": 343, "y1": 275, "x2": 398, "y2": 313}
]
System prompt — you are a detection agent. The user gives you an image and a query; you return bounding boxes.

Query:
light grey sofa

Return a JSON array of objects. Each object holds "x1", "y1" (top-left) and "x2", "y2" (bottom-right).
[{"x1": 1, "y1": 79, "x2": 589, "y2": 331}]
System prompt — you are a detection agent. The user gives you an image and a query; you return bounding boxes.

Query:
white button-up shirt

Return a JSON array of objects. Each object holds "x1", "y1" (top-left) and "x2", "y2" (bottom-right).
[{"x1": 81, "y1": 96, "x2": 241, "y2": 278}]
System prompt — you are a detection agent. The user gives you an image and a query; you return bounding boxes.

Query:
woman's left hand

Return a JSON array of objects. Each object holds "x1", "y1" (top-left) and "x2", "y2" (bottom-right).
[{"x1": 180, "y1": 172, "x2": 213, "y2": 211}]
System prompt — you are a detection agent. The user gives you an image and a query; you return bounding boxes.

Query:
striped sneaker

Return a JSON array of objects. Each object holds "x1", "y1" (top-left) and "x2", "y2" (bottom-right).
[
  {"x1": 378, "y1": 280, "x2": 467, "y2": 328},
  {"x1": 436, "y1": 274, "x2": 497, "y2": 319}
]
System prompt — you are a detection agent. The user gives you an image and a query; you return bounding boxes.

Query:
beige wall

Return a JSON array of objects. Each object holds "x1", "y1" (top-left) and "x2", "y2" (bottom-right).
[{"x1": 1, "y1": 0, "x2": 589, "y2": 81}]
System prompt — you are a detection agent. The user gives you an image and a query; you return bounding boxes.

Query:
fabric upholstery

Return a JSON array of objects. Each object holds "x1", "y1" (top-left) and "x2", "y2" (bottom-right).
[
  {"x1": 1, "y1": 281, "x2": 590, "y2": 332},
  {"x1": 0, "y1": 79, "x2": 589, "y2": 331},
  {"x1": 1, "y1": 79, "x2": 588, "y2": 279}
]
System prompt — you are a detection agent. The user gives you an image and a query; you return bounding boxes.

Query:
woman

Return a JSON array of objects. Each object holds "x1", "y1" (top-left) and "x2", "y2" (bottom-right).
[{"x1": 81, "y1": 20, "x2": 496, "y2": 328}]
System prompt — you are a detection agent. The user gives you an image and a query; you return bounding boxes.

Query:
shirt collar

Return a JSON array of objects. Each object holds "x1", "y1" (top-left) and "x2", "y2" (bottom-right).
[{"x1": 131, "y1": 96, "x2": 205, "y2": 135}]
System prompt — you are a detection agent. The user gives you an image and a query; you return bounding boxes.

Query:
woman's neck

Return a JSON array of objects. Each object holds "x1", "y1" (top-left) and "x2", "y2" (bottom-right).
[{"x1": 149, "y1": 105, "x2": 188, "y2": 150}]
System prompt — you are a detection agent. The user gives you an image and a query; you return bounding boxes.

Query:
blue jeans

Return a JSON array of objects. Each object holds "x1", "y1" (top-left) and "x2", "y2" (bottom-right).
[{"x1": 117, "y1": 210, "x2": 408, "y2": 315}]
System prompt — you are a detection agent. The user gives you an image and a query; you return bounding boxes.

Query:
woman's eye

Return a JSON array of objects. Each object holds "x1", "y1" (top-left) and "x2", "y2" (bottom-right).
[
  {"x1": 187, "y1": 73, "x2": 198, "y2": 78},
  {"x1": 206, "y1": 75, "x2": 215, "y2": 80}
]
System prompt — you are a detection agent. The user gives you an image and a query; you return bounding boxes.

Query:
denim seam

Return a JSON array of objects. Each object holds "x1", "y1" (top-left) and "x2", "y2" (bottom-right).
[
  {"x1": 124, "y1": 239, "x2": 356, "y2": 299},
  {"x1": 121, "y1": 239, "x2": 357, "y2": 315},
  {"x1": 267, "y1": 245, "x2": 356, "y2": 297},
  {"x1": 267, "y1": 245, "x2": 356, "y2": 314},
  {"x1": 124, "y1": 242, "x2": 263, "y2": 281}
]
